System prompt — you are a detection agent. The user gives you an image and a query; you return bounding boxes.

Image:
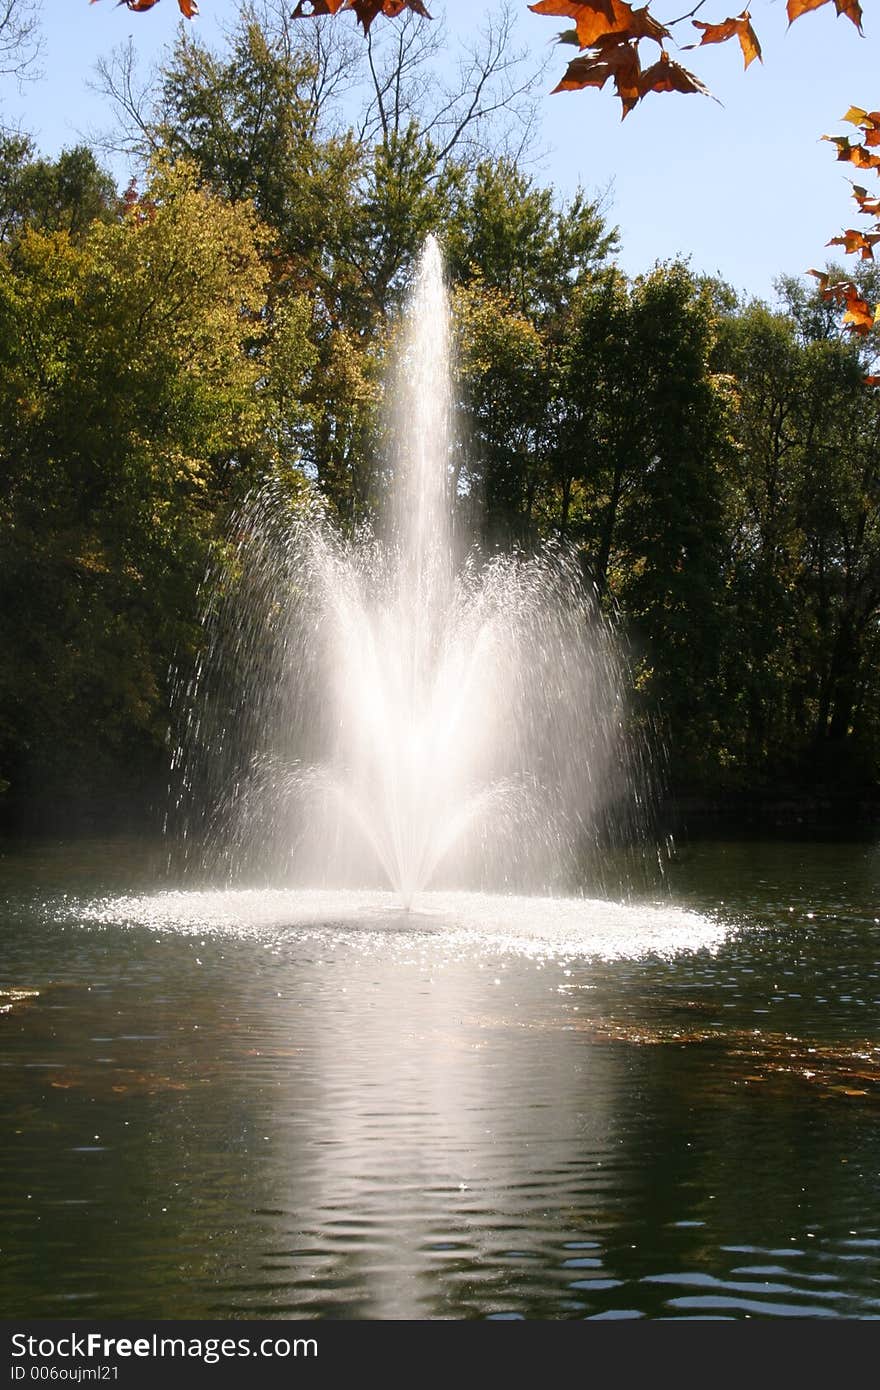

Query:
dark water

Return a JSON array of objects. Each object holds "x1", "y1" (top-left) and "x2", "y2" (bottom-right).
[{"x1": 1, "y1": 837, "x2": 879, "y2": 1320}]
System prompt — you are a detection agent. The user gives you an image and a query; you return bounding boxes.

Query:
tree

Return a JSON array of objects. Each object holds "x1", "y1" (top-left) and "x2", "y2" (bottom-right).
[
  {"x1": 351, "y1": 0, "x2": 540, "y2": 166},
  {"x1": 446, "y1": 155, "x2": 616, "y2": 320},
  {"x1": 455, "y1": 277, "x2": 550, "y2": 541},
  {"x1": 713, "y1": 279, "x2": 880, "y2": 784},
  {"x1": 557, "y1": 264, "x2": 729, "y2": 778},
  {"x1": 0, "y1": 158, "x2": 274, "y2": 821},
  {"x1": 0, "y1": 138, "x2": 116, "y2": 243}
]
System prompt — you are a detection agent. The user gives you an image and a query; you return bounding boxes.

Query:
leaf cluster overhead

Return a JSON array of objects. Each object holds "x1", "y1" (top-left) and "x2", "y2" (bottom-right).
[
  {"x1": 810, "y1": 107, "x2": 880, "y2": 343},
  {"x1": 89, "y1": 0, "x2": 866, "y2": 117},
  {"x1": 526, "y1": 0, "x2": 859, "y2": 116}
]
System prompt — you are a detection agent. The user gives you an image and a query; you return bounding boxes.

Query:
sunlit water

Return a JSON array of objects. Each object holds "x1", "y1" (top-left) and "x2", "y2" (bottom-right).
[
  {"x1": 2, "y1": 838, "x2": 879, "y2": 1320},
  {"x1": 71, "y1": 888, "x2": 725, "y2": 963}
]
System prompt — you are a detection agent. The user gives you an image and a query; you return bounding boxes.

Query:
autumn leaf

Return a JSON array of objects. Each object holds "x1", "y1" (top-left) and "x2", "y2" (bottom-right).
[
  {"x1": 690, "y1": 12, "x2": 761, "y2": 68},
  {"x1": 827, "y1": 228, "x2": 880, "y2": 259},
  {"x1": 823, "y1": 135, "x2": 880, "y2": 170},
  {"x1": 839, "y1": 108, "x2": 880, "y2": 145},
  {"x1": 834, "y1": 0, "x2": 864, "y2": 30},
  {"x1": 555, "y1": 36, "x2": 714, "y2": 112},
  {"x1": 808, "y1": 271, "x2": 876, "y2": 333},
  {"x1": 639, "y1": 50, "x2": 714, "y2": 101},
  {"x1": 842, "y1": 105, "x2": 877, "y2": 126},
  {"x1": 841, "y1": 284, "x2": 875, "y2": 330},
  {"x1": 553, "y1": 37, "x2": 642, "y2": 114},
  {"x1": 530, "y1": 0, "x2": 668, "y2": 49},
  {"x1": 852, "y1": 185, "x2": 880, "y2": 216},
  {"x1": 786, "y1": 0, "x2": 831, "y2": 20},
  {"x1": 786, "y1": 0, "x2": 862, "y2": 29},
  {"x1": 846, "y1": 146, "x2": 880, "y2": 170},
  {"x1": 844, "y1": 145, "x2": 880, "y2": 168},
  {"x1": 291, "y1": 0, "x2": 431, "y2": 30}
]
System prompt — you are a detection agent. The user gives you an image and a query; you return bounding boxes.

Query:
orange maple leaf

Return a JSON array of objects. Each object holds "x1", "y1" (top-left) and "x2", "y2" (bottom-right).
[
  {"x1": 841, "y1": 284, "x2": 875, "y2": 330},
  {"x1": 808, "y1": 271, "x2": 876, "y2": 333},
  {"x1": 530, "y1": 0, "x2": 668, "y2": 49},
  {"x1": 786, "y1": 0, "x2": 862, "y2": 30},
  {"x1": 834, "y1": 0, "x2": 864, "y2": 29},
  {"x1": 638, "y1": 50, "x2": 714, "y2": 100},
  {"x1": 851, "y1": 185, "x2": 880, "y2": 216},
  {"x1": 553, "y1": 37, "x2": 643, "y2": 114},
  {"x1": 691, "y1": 12, "x2": 762, "y2": 68},
  {"x1": 822, "y1": 135, "x2": 880, "y2": 170},
  {"x1": 827, "y1": 228, "x2": 880, "y2": 259},
  {"x1": 786, "y1": 0, "x2": 829, "y2": 19}
]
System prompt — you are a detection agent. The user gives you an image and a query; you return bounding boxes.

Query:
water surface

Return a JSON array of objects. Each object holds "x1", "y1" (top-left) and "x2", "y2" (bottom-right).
[{"x1": 2, "y1": 837, "x2": 879, "y2": 1320}]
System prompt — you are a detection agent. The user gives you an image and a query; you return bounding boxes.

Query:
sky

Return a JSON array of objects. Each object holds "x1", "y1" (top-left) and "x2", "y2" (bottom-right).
[{"x1": 3, "y1": 0, "x2": 880, "y2": 302}]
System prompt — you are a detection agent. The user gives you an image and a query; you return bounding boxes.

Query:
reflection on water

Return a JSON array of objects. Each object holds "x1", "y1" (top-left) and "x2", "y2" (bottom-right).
[{"x1": 1, "y1": 838, "x2": 879, "y2": 1319}]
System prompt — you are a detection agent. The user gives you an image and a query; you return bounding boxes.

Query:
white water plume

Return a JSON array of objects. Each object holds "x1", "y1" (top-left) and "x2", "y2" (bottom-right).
[{"x1": 171, "y1": 237, "x2": 652, "y2": 902}]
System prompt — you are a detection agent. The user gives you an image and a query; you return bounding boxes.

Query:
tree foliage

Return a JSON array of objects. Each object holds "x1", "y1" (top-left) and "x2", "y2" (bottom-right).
[
  {"x1": 3, "y1": 6, "x2": 880, "y2": 827},
  {"x1": 0, "y1": 156, "x2": 273, "y2": 815}
]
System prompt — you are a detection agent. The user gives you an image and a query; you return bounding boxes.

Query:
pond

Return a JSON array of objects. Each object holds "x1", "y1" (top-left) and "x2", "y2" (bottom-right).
[{"x1": 1, "y1": 836, "x2": 879, "y2": 1320}]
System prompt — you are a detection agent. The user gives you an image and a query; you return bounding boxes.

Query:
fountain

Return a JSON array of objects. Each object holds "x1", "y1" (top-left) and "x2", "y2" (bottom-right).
[{"x1": 170, "y1": 237, "x2": 649, "y2": 905}]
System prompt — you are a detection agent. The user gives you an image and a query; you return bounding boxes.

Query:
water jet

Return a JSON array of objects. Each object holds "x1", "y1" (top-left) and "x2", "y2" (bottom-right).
[{"x1": 172, "y1": 237, "x2": 645, "y2": 902}]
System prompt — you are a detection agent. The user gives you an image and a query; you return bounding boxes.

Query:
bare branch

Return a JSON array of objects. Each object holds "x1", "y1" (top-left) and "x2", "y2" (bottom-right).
[
  {"x1": 356, "y1": 12, "x2": 445, "y2": 145},
  {"x1": 365, "y1": 27, "x2": 389, "y2": 139},
  {"x1": 0, "y1": 0, "x2": 42, "y2": 85},
  {"x1": 300, "y1": 15, "x2": 364, "y2": 136},
  {"x1": 88, "y1": 39, "x2": 163, "y2": 169},
  {"x1": 428, "y1": 2, "x2": 544, "y2": 166},
  {"x1": 348, "y1": 1, "x2": 542, "y2": 171}
]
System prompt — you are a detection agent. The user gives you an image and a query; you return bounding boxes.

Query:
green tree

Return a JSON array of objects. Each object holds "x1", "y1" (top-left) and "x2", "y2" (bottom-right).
[
  {"x1": 555, "y1": 264, "x2": 729, "y2": 780},
  {"x1": 0, "y1": 137, "x2": 116, "y2": 243},
  {"x1": 454, "y1": 277, "x2": 549, "y2": 542},
  {"x1": 716, "y1": 282, "x2": 880, "y2": 785},
  {"x1": 447, "y1": 155, "x2": 616, "y2": 321},
  {"x1": 0, "y1": 159, "x2": 272, "y2": 820}
]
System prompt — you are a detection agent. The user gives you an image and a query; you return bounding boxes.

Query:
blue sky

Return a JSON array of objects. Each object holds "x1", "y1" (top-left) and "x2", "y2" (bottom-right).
[{"x1": 4, "y1": 0, "x2": 879, "y2": 301}]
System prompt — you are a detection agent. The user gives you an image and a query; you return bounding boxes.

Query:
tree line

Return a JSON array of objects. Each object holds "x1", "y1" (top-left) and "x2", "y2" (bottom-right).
[{"x1": 1, "y1": 4, "x2": 878, "y2": 830}]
